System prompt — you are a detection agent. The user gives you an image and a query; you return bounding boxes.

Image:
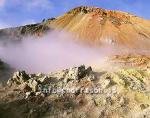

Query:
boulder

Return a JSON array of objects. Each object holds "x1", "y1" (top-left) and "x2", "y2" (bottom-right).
[
  {"x1": 64, "y1": 65, "x2": 94, "y2": 82},
  {"x1": 7, "y1": 71, "x2": 30, "y2": 86},
  {"x1": 27, "y1": 79, "x2": 38, "y2": 92},
  {"x1": 18, "y1": 82, "x2": 32, "y2": 92},
  {"x1": 38, "y1": 76, "x2": 50, "y2": 84}
]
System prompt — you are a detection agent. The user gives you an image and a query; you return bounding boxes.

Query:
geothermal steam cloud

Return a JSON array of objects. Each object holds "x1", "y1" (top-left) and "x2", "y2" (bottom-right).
[{"x1": 0, "y1": 30, "x2": 114, "y2": 73}]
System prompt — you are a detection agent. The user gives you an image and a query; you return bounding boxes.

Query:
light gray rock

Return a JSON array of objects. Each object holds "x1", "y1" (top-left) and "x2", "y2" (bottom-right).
[
  {"x1": 27, "y1": 79, "x2": 38, "y2": 92},
  {"x1": 25, "y1": 92, "x2": 31, "y2": 99},
  {"x1": 101, "y1": 79, "x2": 111, "y2": 89},
  {"x1": 7, "y1": 71, "x2": 30, "y2": 86}
]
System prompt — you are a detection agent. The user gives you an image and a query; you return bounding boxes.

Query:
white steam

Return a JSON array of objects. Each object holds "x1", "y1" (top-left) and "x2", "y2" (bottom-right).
[{"x1": 0, "y1": 30, "x2": 118, "y2": 73}]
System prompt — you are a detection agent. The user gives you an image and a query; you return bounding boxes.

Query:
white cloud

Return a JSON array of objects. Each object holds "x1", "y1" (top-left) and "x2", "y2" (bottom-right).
[
  {"x1": 0, "y1": 0, "x2": 5, "y2": 8},
  {"x1": 26, "y1": 0, "x2": 53, "y2": 11},
  {"x1": 11, "y1": 0, "x2": 53, "y2": 11}
]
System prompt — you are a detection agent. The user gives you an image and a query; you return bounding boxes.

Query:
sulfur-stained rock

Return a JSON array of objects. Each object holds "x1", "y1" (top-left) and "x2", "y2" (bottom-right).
[
  {"x1": 101, "y1": 79, "x2": 111, "y2": 89},
  {"x1": 2, "y1": 65, "x2": 150, "y2": 118}
]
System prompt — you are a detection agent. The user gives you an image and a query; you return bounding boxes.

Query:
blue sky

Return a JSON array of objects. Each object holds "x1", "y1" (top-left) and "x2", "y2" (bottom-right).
[{"x1": 0, "y1": 0, "x2": 149, "y2": 29}]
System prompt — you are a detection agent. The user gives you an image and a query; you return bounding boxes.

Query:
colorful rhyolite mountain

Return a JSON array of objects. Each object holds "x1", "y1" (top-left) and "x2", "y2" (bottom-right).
[
  {"x1": 50, "y1": 6, "x2": 150, "y2": 48},
  {"x1": 1, "y1": 6, "x2": 150, "y2": 49}
]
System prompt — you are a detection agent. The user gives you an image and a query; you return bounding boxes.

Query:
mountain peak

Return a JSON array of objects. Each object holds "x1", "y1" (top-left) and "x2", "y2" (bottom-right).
[
  {"x1": 67, "y1": 6, "x2": 133, "y2": 20},
  {"x1": 1, "y1": 6, "x2": 150, "y2": 49},
  {"x1": 67, "y1": 6, "x2": 105, "y2": 14},
  {"x1": 51, "y1": 6, "x2": 150, "y2": 48}
]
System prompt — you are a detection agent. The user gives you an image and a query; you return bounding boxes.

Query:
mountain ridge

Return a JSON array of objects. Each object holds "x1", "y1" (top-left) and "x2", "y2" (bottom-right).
[
  {"x1": 49, "y1": 6, "x2": 150, "y2": 48},
  {"x1": 0, "y1": 6, "x2": 150, "y2": 49}
]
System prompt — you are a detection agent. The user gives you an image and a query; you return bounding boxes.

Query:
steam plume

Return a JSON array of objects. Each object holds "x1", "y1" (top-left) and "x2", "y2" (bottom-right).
[{"x1": 0, "y1": 30, "x2": 116, "y2": 73}]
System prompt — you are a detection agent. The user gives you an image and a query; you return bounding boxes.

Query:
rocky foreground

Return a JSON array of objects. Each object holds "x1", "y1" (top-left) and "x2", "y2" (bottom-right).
[{"x1": 0, "y1": 65, "x2": 150, "y2": 118}]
